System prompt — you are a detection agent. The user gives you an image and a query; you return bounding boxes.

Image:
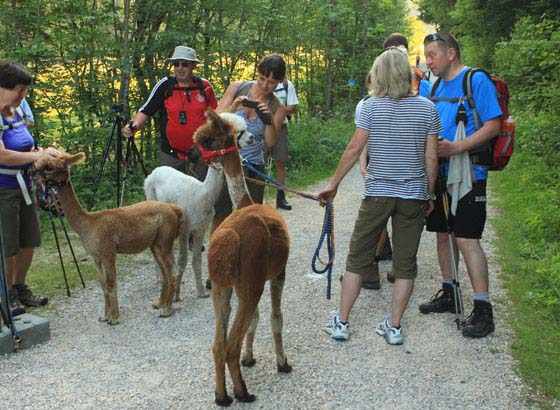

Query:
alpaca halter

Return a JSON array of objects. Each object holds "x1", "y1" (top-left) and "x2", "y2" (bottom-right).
[{"x1": 198, "y1": 144, "x2": 238, "y2": 163}]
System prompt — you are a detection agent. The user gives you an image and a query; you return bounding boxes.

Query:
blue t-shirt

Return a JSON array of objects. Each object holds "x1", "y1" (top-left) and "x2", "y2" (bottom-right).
[
  {"x1": 0, "y1": 111, "x2": 35, "y2": 189},
  {"x1": 420, "y1": 67, "x2": 502, "y2": 181}
]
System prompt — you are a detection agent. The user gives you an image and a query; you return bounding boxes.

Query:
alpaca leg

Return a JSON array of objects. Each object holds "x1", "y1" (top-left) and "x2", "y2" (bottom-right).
[
  {"x1": 100, "y1": 254, "x2": 119, "y2": 325},
  {"x1": 271, "y1": 272, "x2": 291, "y2": 373},
  {"x1": 212, "y1": 285, "x2": 233, "y2": 406},
  {"x1": 93, "y1": 257, "x2": 110, "y2": 323},
  {"x1": 226, "y1": 286, "x2": 265, "y2": 403},
  {"x1": 191, "y1": 232, "x2": 208, "y2": 298},
  {"x1": 175, "y1": 231, "x2": 189, "y2": 302},
  {"x1": 241, "y1": 307, "x2": 259, "y2": 367},
  {"x1": 151, "y1": 246, "x2": 176, "y2": 318}
]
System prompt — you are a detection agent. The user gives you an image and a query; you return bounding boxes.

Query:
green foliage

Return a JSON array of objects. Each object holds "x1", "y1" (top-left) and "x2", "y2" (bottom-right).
[
  {"x1": 286, "y1": 116, "x2": 353, "y2": 187},
  {"x1": 491, "y1": 150, "x2": 560, "y2": 400}
]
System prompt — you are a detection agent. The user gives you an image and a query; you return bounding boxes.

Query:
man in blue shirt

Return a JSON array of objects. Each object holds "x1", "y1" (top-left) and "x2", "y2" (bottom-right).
[{"x1": 419, "y1": 33, "x2": 502, "y2": 338}]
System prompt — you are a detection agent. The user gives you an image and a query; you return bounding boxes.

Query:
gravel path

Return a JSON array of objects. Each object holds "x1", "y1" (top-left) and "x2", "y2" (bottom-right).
[{"x1": 0, "y1": 166, "x2": 529, "y2": 409}]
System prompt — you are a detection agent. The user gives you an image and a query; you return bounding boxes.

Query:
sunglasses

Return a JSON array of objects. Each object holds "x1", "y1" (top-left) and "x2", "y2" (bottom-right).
[
  {"x1": 424, "y1": 33, "x2": 447, "y2": 44},
  {"x1": 172, "y1": 61, "x2": 195, "y2": 68}
]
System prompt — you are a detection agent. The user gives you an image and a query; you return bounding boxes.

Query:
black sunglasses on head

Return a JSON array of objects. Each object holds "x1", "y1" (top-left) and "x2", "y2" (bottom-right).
[
  {"x1": 424, "y1": 33, "x2": 447, "y2": 44},
  {"x1": 172, "y1": 61, "x2": 195, "y2": 68}
]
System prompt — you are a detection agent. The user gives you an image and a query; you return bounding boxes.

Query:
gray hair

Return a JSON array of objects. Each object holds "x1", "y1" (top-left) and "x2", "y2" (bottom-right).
[{"x1": 367, "y1": 47, "x2": 412, "y2": 99}]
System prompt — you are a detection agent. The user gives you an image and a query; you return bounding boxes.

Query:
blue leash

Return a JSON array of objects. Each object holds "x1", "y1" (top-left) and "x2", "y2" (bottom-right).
[
  {"x1": 311, "y1": 201, "x2": 335, "y2": 299},
  {"x1": 241, "y1": 157, "x2": 335, "y2": 299}
]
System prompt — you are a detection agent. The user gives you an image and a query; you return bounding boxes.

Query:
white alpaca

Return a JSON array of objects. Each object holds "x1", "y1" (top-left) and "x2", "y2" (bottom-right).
[
  {"x1": 144, "y1": 163, "x2": 223, "y2": 300},
  {"x1": 144, "y1": 112, "x2": 253, "y2": 301}
]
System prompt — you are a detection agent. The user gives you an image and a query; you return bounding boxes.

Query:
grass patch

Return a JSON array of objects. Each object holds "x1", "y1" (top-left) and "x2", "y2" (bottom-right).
[{"x1": 490, "y1": 149, "x2": 560, "y2": 404}]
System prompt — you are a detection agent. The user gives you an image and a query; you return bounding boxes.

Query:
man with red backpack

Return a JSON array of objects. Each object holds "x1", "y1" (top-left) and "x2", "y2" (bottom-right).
[
  {"x1": 419, "y1": 32, "x2": 502, "y2": 338},
  {"x1": 123, "y1": 46, "x2": 217, "y2": 180}
]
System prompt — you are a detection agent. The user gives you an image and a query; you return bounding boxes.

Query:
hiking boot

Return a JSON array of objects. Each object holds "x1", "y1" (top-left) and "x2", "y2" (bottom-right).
[
  {"x1": 419, "y1": 287, "x2": 461, "y2": 314},
  {"x1": 462, "y1": 300, "x2": 495, "y2": 338},
  {"x1": 15, "y1": 284, "x2": 48, "y2": 307},
  {"x1": 324, "y1": 311, "x2": 349, "y2": 341},
  {"x1": 8, "y1": 288, "x2": 26, "y2": 316},
  {"x1": 375, "y1": 316, "x2": 404, "y2": 345},
  {"x1": 276, "y1": 190, "x2": 292, "y2": 211}
]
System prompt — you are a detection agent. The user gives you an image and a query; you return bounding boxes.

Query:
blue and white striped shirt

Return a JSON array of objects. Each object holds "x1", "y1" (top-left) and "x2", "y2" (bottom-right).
[{"x1": 355, "y1": 95, "x2": 441, "y2": 200}]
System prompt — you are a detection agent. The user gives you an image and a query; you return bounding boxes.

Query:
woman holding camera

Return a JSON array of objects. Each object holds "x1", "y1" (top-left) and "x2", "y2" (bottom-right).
[
  {"x1": 213, "y1": 54, "x2": 288, "y2": 228},
  {"x1": 0, "y1": 61, "x2": 61, "y2": 315}
]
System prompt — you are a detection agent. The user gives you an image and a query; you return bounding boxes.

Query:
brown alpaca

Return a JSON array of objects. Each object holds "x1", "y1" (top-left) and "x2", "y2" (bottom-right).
[
  {"x1": 33, "y1": 152, "x2": 185, "y2": 325},
  {"x1": 195, "y1": 110, "x2": 291, "y2": 407}
]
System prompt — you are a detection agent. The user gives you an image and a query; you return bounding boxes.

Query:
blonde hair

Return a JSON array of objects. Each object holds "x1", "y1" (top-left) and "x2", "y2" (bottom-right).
[{"x1": 367, "y1": 47, "x2": 412, "y2": 99}]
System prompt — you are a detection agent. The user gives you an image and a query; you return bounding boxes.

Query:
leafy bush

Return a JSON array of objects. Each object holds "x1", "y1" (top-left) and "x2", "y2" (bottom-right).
[{"x1": 286, "y1": 116, "x2": 353, "y2": 187}]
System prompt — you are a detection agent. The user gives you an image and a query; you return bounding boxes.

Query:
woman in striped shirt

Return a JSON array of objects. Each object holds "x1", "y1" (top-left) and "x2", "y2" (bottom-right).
[{"x1": 320, "y1": 48, "x2": 441, "y2": 345}]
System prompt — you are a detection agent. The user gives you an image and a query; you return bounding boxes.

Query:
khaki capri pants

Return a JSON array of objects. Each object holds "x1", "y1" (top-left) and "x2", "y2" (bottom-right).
[{"x1": 346, "y1": 196, "x2": 425, "y2": 280}]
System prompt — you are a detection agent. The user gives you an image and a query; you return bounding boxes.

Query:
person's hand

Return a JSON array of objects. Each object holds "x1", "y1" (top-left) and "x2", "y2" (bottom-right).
[
  {"x1": 317, "y1": 182, "x2": 338, "y2": 205},
  {"x1": 232, "y1": 96, "x2": 249, "y2": 111},
  {"x1": 425, "y1": 199, "x2": 435, "y2": 216},
  {"x1": 437, "y1": 139, "x2": 463, "y2": 157},
  {"x1": 122, "y1": 123, "x2": 138, "y2": 138}
]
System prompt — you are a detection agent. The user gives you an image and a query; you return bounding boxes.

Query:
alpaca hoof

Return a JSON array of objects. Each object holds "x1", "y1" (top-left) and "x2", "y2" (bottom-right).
[
  {"x1": 107, "y1": 318, "x2": 120, "y2": 326},
  {"x1": 214, "y1": 394, "x2": 233, "y2": 407},
  {"x1": 174, "y1": 295, "x2": 183, "y2": 303},
  {"x1": 277, "y1": 361, "x2": 292, "y2": 373},
  {"x1": 152, "y1": 298, "x2": 161, "y2": 309},
  {"x1": 159, "y1": 307, "x2": 173, "y2": 318},
  {"x1": 98, "y1": 316, "x2": 108, "y2": 323},
  {"x1": 241, "y1": 358, "x2": 256, "y2": 367},
  {"x1": 205, "y1": 279, "x2": 212, "y2": 290},
  {"x1": 197, "y1": 291, "x2": 210, "y2": 299},
  {"x1": 234, "y1": 392, "x2": 256, "y2": 403}
]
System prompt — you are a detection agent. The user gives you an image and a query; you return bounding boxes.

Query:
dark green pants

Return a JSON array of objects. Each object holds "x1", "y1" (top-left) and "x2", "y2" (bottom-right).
[{"x1": 346, "y1": 196, "x2": 425, "y2": 280}]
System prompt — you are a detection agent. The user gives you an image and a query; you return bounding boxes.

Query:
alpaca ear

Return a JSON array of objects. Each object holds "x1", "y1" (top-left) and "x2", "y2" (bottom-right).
[
  {"x1": 66, "y1": 153, "x2": 86, "y2": 166},
  {"x1": 206, "y1": 108, "x2": 221, "y2": 124}
]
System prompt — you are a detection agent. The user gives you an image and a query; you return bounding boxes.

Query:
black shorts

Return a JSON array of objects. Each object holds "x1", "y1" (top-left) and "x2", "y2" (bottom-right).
[{"x1": 426, "y1": 180, "x2": 487, "y2": 239}]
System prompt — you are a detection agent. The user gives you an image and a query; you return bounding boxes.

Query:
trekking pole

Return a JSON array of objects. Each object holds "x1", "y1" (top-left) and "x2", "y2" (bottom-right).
[
  {"x1": 58, "y1": 216, "x2": 85, "y2": 288},
  {"x1": 441, "y1": 191, "x2": 465, "y2": 329},
  {"x1": 0, "y1": 219, "x2": 21, "y2": 351},
  {"x1": 48, "y1": 212, "x2": 71, "y2": 297}
]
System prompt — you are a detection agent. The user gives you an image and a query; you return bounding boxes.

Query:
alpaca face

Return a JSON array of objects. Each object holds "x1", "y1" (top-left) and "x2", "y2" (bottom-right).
[
  {"x1": 194, "y1": 110, "x2": 254, "y2": 153},
  {"x1": 33, "y1": 152, "x2": 85, "y2": 187}
]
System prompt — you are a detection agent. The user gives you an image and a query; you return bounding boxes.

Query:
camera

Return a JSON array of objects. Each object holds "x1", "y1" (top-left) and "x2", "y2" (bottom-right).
[{"x1": 241, "y1": 99, "x2": 260, "y2": 109}]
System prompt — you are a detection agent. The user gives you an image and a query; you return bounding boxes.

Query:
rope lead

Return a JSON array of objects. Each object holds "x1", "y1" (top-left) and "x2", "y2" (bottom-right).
[{"x1": 311, "y1": 201, "x2": 335, "y2": 299}]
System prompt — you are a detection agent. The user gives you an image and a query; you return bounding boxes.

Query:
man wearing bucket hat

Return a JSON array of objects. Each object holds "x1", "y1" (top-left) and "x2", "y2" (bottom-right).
[{"x1": 123, "y1": 45, "x2": 217, "y2": 179}]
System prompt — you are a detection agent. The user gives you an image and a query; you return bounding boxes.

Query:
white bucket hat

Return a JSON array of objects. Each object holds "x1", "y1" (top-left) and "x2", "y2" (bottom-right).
[{"x1": 169, "y1": 46, "x2": 200, "y2": 63}]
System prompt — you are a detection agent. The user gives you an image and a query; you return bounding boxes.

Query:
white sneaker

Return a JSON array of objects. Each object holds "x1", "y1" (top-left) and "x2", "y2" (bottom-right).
[
  {"x1": 375, "y1": 316, "x2": 404, "y2": 345},
  {"x1": 324, "y1": 311, "x2": 349, "y2": 341}
]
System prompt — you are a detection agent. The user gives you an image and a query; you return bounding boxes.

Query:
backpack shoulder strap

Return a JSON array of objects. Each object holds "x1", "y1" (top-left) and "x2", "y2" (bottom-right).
[
  {"x1": 233, "y1": 81, "x2": 252, "y2": 99},
  {"x1": 191, "y1": 76, "x2": 208, "y2": 101},
  {"x1": 429, "y1": 77, "x2": 441, "y2": 98},
  {"x1": 164, "y1": 77, "x2": 178, "y2": 99},
  {"x1": 428, "y1": 77, "x2": 462, "y2": 103},
  {"x1": 463, "y1": 68, "x2": 492, "y2": 129}
]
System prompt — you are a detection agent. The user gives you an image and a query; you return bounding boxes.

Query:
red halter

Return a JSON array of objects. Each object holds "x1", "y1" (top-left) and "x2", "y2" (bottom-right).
[{"x1": 197, "y1": 144, "x2": 238, "y2": 163}]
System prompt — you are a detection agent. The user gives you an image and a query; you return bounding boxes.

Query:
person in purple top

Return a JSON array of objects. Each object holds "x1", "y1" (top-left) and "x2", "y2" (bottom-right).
[{"x1": 0, "y1": 61, "x2": 60, "y2": 315}]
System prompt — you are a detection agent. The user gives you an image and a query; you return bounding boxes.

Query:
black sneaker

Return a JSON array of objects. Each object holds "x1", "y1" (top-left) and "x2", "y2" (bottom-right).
[
  {"x1": 15, "y1": 284, "x2": 48, "y2": 307},
  {"x1": 419, "y1": 288, "x2": 461, "y2": 314},
  {"x1": 462, "y1": 300, "x2": 495, "y2": 338},
  {"x1": 8, "y1": 288, "x2": 26, "y2": 316}
]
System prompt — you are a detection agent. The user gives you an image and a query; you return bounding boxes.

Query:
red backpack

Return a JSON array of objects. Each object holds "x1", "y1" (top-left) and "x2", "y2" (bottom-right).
[{"x1": 431, "y1": 68, "x2": 515, "y2": 171}]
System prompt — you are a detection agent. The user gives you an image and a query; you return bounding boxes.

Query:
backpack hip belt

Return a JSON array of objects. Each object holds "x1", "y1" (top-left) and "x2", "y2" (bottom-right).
[{"x1": 0, "y1": 168, "x2": 32, "y2": 205}]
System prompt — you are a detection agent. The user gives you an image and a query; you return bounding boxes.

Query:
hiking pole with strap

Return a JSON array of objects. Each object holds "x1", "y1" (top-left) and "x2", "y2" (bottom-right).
[
  {"x1": 57, "y1": 216, "x2": 85, "y2": 289},
  {"x1": 0, "y1": 219, "x2": 21, "y2": 351},
  {"x1": 441, "y1": 188, "x2": 465, "y2": 329}
]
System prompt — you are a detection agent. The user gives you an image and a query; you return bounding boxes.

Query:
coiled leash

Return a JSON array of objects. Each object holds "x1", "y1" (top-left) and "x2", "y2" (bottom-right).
[
  {"x1": 241, "y1": 157, "x2": 336, "y2": 299},
  {"x1": 311, "y1": 201, "x2": 335, "y2": 299}
]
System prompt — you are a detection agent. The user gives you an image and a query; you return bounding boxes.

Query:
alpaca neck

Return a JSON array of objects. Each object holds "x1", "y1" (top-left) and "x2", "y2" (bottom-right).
[
  {"x1": 56, "y1": 181, "x2": 91, "y2": 234},
  {"x1": 205, "y1": 165, "x2": 225, "y2": 204},
  {"x1": 224, "y1": 172, "x2": 252, "y2": 210}
]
